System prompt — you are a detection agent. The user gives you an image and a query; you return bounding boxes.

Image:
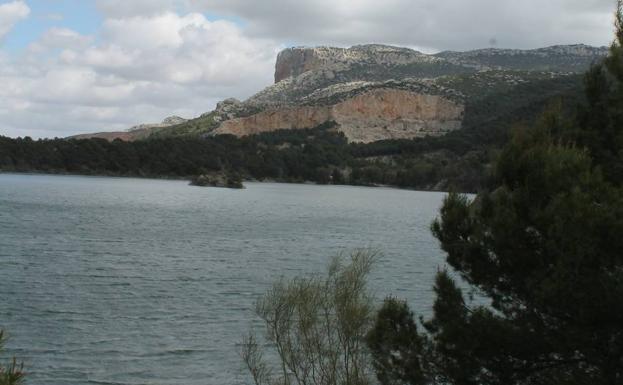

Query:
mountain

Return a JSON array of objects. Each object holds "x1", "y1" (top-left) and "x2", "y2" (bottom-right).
[
  {"x1": 69, "y1": 116, "x2": 187, "y2": 141},
  {"x1": 73, "y1": 44, "x2": 608, "y2": 143}
]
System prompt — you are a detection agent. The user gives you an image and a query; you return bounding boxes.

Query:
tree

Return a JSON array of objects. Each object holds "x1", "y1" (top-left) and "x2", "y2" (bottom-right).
[
  {"x1": 241, "y1": 250, "x2": 377, "y2": 385},
  {"x1": 576, "y1": 0, "x2": 623, "y2": 184},
  {"x1": 368, "y1": 4, "x2": 623, "y2": 385},
  {"x1": 366, "y1": 298, "x2": 430, "y2": 385},
  {"x1": 0, "y1": 331, "x2": 24, "y2": 385}
]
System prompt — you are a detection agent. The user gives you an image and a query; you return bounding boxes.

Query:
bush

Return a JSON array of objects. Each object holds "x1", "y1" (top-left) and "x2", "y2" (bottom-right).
[
  {"x1": 0, "y1": 331, "x2": 24, "y2": 385},
  {"x1": 241, "y1": 250, "x2": 378, "y2": 385}
]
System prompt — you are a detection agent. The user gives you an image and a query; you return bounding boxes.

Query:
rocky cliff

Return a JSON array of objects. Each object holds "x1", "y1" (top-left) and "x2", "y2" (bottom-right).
[
  {"x1": 71, "y1": 43, "x2": 608, "y2": 143},
  {"x1": 214, "y1": 87, "x2": 463, "y2": 143},
  {"x1": 274, "y1": 44, "x2": 440, "y2": 83},
  {"x1": 209, "y1": 43, "x2": 606, "y2": 142}
]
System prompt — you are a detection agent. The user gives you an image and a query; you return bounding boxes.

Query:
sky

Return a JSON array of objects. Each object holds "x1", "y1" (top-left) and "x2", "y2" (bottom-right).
[{"x1": 0, "y1": 0, "x2": 617, "y2": 139}]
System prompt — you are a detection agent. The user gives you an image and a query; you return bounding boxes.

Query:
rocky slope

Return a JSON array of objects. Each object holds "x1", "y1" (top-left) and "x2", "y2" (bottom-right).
[
  {"x1": 72, "y1": 44, "x2": 608, "y2": 143},
  {"x1": 70, "y1": 116, "x2": 187, "y2": 141},
  {"x1": 213, "y1": 85, "x2": 464, "y2": 143}
]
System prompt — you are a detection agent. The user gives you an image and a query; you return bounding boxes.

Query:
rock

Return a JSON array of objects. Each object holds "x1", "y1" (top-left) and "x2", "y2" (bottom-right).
[
  {"x1": 161, "y1": 116, "x2": 187, "y2": 125},
  {"x1": 128, "y1": 116, "x2": 187, "y2": 132},
  {"x1": 208, "y1": 43, "x2": 605, "y2": 143},
  {"x1": 214, "y1": 98, "x2": 245, "y2": 120},
  {"x1": 273, "y1": 44, "x2": 437, "y2": 83},
  {"x1": 189, "y1": 172, "x2": 244, "y2": 189},
  {"x1": 213, "y1": 88, "x2": 464, "y2": 143}
]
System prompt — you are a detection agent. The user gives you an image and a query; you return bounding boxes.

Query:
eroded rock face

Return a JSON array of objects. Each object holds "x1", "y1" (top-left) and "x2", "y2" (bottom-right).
[
  {"x1": 333, "y1": 89, "x2": 464, "y2": 142},
  {"x1": 273, "y1": 45, "x2": 437, "y2": 83},
  {"x1": 213, "y1": 89, "x2": 464, "y2": 143},
  {"x1": 274, "y1": 48, "x2": 329, "y2": 83}
]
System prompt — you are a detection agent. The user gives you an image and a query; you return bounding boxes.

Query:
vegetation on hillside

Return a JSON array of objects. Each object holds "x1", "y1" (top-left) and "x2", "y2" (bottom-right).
[{"x1": 0, "y1": 72, "x2": 584, "y2": 193}]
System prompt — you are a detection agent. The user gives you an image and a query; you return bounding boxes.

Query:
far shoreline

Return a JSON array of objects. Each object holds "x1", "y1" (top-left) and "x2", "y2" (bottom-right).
[{"x1": 0, "y1": 170, "x2": 456, "y2": 194}]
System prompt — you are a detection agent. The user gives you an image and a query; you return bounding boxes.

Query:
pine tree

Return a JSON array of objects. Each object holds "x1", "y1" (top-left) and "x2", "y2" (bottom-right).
[
  {"x1": 368, "y1": 3, "x2": 623, "y2": 385},
  {"x1": 577, "y1": 0, "x2": 623, "y2": 183}
]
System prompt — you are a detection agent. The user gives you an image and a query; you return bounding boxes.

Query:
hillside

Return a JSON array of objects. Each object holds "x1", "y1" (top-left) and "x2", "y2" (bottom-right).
[
  {"x1": 0, "y1": 72, "x2": 586, "y2": 192},
  {"x1": 73, "y1": 43, "x2": 607, "y2": 143},
  {"x1": 1, "y1": 42, "x2": 602, "y2": 192}
]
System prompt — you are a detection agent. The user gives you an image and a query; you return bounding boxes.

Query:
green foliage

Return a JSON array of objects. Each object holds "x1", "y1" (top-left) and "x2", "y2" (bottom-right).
[
  {"x1": 241, "y1": 250, "x2": 378, "y2": 385},
  {"x1": 425, "y1": 125, "x2": 623, "y2": 384},
  {"x1": 367, "y1": 4, "x2": 623, "y2": 384},
  {"x1": 367, "y1": 298, "x2": 429, "y2": 385},
  {"x1": 150, "y1": 112, "x2": 220, "y2": 138},
  {"x1": 576, "y1": 2, "x2": 623, "y2": 184},
  {"x1": 0, "y1": 332, "x2": 24, "y2": 385},
  {"x1": 369, "y1": 119, "x2": 623, "y2": 385}
]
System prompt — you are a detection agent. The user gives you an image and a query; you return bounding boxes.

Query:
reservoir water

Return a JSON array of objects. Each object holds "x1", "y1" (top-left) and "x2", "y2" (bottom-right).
[{"x1": 0, "y1": 174, "x2": 448, "y2": 385}]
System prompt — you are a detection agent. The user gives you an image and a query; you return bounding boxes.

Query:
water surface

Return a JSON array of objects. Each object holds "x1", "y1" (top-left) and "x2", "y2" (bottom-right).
[{"x1": 0, "y1": 174, "x2": 448, "y2": 385}]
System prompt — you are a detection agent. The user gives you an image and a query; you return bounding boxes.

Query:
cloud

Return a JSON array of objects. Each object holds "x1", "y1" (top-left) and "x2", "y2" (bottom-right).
[
  {"x1": 0, "y1": 0, "x2": 30, "y2": 40},
  {"x1": 27, "y1": 27, "x2": 93, "y2": 53},
  {"x1": 95, "y1": 0, "x2": 187, "y2": 18},
  {"x1": 190, "y1": 0, "x2": 615, "y2": 50},
  {"x1": 0, "y1": 11, "x2": 281, "y2": 138}
]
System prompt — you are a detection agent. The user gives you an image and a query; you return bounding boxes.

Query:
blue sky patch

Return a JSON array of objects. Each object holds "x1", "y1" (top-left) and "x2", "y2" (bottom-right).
[{"x1": 3, "y1": 0, "x2": 101, "y2": 51}]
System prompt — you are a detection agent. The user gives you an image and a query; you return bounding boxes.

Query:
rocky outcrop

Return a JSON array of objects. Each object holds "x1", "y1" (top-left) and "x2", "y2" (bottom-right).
[
  {"x1": 274, "y1": 44, "x2": 441, "y2": 83},
  {"x1": 332, "y1": 89, "x2": 463, "y2": 142},
  {"x1": 190, "y1": 172, "x2": 244, "y2": 189},
  {"x1": 213, "y1": 88, "x2": 464, "y2": 143},
  {"x1": 435, "y1": 44, "x2": 608, "y2": 72},
  {"x1": 275, "y1": 48, "x2": 330, "y2": 83},
  {"x1": 128, "y1": 116, "x2": 188, "y2": 132},
  {"x1": 69, "y1": 116, "x2": 188, "y2": 141},
  {"x1": 71, "y1": 43, "x2": 608, "y2": 143}
]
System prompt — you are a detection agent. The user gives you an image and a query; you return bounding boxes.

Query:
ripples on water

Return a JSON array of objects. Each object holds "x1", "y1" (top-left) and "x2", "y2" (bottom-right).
[{"x1": 0, "y1": 174, "x2": 448, "y2": 385}]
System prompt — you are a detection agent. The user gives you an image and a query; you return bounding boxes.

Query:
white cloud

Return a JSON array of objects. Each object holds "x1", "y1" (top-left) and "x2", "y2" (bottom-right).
[
  {"x1": 96, "y1": 0, "x2": 188, "y2": 18},
  {"x1": 27, "y1": 27, "x2": 93, "y2": 53},
  {"x1": 190, "y1": 0, "x2": 615, "y2": 50},
  {"x1": 0, "y1": 11, "x2": 280, "y2": 138},
  {"x1": 0, "y1": 0, "x2": 30, "y2": 40}
]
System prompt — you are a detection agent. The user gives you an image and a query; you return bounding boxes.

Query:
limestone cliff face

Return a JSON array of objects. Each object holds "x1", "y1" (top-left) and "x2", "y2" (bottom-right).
[
  {"x1": 274, "y1": 45, "x2": 438, "y2": 83},
  {"x1": 213, "y1": 89, "x2": 464, "y2": 143},
  {"x1": 332, "y1": 89, "x2": 464, "y2": 142},
  {"x1": 215, "y1": 106, "x2": 332, "y2": 136},
  {"x1": 274, "y1": 48, "x2": 330, "y2": 83}
]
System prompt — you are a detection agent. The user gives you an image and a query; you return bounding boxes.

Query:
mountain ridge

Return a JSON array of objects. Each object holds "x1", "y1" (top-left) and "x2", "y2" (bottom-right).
[{"x1": 71, "y1": 43, "x2": 608, "y2": 143}]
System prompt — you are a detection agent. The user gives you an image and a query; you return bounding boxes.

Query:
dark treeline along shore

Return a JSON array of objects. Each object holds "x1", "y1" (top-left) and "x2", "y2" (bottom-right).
[{"x1": 0, "y1": 74, "x2": 584, "y2": 193}]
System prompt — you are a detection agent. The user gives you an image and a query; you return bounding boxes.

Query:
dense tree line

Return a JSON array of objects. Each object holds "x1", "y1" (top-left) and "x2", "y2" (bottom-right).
[{"x1": 0, "y1": 129, "x2": 484, "y2": 191}]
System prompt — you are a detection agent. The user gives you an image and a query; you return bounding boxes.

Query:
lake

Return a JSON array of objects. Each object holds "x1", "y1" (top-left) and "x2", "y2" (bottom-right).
[{"x1": 0, "y1": 174, "x2": 448, "y2": 385}]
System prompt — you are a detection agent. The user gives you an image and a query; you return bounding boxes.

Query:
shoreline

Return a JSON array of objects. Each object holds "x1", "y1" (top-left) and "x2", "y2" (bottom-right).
[{"x1": 0, "y1": 170, "x2": 454, "y2": 194}]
